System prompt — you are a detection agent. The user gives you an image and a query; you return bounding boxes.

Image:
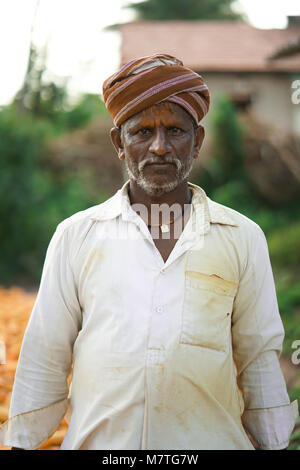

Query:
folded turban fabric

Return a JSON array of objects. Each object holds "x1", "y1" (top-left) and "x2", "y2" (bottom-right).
[{"x1": 102, "y1": 53, "x2": 210, "y2": 128}]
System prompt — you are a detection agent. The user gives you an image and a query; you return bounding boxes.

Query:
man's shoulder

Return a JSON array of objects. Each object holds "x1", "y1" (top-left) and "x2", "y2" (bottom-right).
[
  {"x1": 207, "y1": 197, "x2": 264, "y2": 237},
  {"x1": 55, "y1": 192, "x2": 119, "y2": 235}
]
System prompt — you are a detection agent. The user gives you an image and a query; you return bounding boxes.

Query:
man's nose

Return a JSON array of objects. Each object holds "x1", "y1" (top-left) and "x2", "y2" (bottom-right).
[{"x1": 148, "y1": 129, "x2": 171, "y2": 155}]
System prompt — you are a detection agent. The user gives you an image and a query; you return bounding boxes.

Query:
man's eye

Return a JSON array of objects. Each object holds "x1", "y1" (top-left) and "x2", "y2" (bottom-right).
[
  {"x1": 137, "y1": 128, "x2": 152, "y2": 136},
  {"x1": 168, "y1": 127, "x2": 183, "y2": 135}
]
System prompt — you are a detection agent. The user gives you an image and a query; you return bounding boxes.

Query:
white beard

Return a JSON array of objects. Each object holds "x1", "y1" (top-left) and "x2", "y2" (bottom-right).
[{"x1": 124, "y1": 155, "x2": 194, "y2": 196}]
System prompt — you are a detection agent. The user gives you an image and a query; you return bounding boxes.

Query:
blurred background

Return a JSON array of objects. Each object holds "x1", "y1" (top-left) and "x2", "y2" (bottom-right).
[{"x1": 0, "y1": 0, "x2": 300, "y2": 450}]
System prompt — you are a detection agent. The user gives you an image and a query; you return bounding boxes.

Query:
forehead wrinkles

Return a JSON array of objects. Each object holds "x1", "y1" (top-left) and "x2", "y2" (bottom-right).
[
  {"x1": 140, "y1": 102, "x2": 193, "y2": 127},
  {"x1": 141, "y1": 101, "x2": 183, "y2": 119},
  {"x1": 121, "y1": 101, "x2": 195, "y2": 136},
  {"x1": 143, "y1": 101, "x2": 175, "y2": 117}
]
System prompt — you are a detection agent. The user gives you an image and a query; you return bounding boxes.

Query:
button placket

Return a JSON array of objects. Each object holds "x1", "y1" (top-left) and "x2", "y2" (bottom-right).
[{"x1": 146, "y1": 349, "x2": 166, "y2": 366}]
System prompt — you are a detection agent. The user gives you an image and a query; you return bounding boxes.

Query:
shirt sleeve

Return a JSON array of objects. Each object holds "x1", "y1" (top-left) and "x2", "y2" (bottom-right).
[
  {"x1": 231, "y1": 224, "x2": 299, "y2": 450},
  {"x1": 0, "y1": 222, "x2": 82, "y2": 450}
]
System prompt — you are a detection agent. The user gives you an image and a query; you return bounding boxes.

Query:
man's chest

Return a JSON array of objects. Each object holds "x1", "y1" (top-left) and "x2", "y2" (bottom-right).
[
  {"x1": 152, "y1": 237, "x2": 178, "y2": 263},
  {"x1": 74, "y1": 228, "x2": 241, "y2": 354},
  {"x1": 147, "y1": 213, "x2": 188, "y2": 263}
]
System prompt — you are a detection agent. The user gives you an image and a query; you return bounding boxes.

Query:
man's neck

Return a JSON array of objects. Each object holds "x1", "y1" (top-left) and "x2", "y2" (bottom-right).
[{"x1": 127, "y1": 180, "x2": 192, "y2": 213}]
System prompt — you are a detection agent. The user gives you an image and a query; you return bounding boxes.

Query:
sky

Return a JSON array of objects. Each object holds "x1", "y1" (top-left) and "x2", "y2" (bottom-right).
[{"x1": 1, "y1": 0, "x2": 300, "y2": 106}]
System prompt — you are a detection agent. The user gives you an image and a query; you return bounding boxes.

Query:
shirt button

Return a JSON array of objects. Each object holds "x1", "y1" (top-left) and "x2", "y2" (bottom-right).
[{"x1": 156, "y1": 306, "x2": 163, "y2": 313}]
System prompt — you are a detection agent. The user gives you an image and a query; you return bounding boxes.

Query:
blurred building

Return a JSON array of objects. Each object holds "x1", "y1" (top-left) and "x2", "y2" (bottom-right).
[
  {"x1": 116, "y1": 17, "x2": 300, "y2": 138},
  {"x1": 48, "y1": 18, "x2": 300, "y2": 199}
]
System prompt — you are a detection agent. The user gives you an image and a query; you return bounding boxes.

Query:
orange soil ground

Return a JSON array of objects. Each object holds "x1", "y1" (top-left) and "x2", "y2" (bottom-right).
[{"x1": 0, "y1": 287, "x2": 68, "y2": 450}]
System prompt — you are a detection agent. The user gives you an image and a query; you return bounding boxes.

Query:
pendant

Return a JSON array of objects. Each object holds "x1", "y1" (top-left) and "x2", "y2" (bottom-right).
[{"x1": 160, "y1": 224, "x2": 169, "y2": 233}]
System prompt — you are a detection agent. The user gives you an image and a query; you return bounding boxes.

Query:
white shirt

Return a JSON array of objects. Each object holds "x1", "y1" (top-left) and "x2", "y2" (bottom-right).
[{"x1": 0, "y1": 180, "x2": 298, "y2": 450}]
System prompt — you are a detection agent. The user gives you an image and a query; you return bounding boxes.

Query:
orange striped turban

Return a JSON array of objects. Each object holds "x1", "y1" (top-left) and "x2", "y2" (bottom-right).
[{"x1": 102, "y1": 53, "x2": 210, "y2": 128}]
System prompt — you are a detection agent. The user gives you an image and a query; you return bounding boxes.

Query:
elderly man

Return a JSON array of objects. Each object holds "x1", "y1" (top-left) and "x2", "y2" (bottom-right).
[{"x1": 1, "y1": 54, "x2": 298, "y2": 451}]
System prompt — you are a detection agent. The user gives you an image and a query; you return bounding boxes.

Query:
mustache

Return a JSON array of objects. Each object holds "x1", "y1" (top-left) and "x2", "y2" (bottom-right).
[{"x1": 138, "y1": 156, "x2": 182, "y2": 172}]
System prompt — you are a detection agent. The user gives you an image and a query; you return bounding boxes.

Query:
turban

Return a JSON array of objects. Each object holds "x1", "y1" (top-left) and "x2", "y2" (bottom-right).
[{"x1": 102, "y1": 53, "x2": 210, "y2": 128}]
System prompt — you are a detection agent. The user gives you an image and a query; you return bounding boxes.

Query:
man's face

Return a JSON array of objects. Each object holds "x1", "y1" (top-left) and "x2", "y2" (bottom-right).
[{"x1": 111, "y1": 102, "x2": 204, "y2": 196}]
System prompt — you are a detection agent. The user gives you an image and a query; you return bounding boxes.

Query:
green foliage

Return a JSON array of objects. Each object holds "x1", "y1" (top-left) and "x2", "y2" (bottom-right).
[
  {"x1": 14, "y1": 45, "x2": 107, "y2": 132},
  {"x1": 206, "y1": 180, "x2": 298, "y2": 236},
  {"x1": 40, "y1": 93, "x2": 109, "y2": 132},
  {"x1": 281, "y1": 311, "x2": 300, "y2": 356},
  {"x1": 195, "y1": 98, "x2": 247, "y2": 198},
  {"x1": 61, "y1": 94, "x2": 109, "y2": 130},
  {"x1": 268, "y1": 222, "x2": 300, "y2": 269},
  {"x1": 209, "y1": 181, "x2": 253, "y2": 212},
  {"x1": 288, "y1": 387, "x2": 300, "y2": 404},
  {"x1": 0, "y1": 47, "x2": 109, "y2": 285},
  {"x1": 126, "y1": 0, "x2": 242, "y2": 20},
  {"x1": 277, "y1": 280, "x2": 300, "y2": 316},
  {"x1": 0, "y1": 106, "x2": 107, "y2": 285},
  {"x1": 210, "y1": 96, "x2": 246, "y2": 184},
  {"x1": 14, "y1": 45, "x2": 68, "y2": 119}
]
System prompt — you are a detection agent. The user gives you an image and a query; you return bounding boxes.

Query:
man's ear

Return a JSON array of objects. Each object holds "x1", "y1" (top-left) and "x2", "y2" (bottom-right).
[
  {"x1": 110, "y1": 127, "x2": 125, "y2": 160},
  {"x1": 193, "y1": 125, "x2": 205, "y2": 159}
]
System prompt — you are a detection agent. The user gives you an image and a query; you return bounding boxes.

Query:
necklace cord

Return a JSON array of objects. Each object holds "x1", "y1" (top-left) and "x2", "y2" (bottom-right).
[{"x1": 147, "y1": 202, "x2": 191, "y2": 227}]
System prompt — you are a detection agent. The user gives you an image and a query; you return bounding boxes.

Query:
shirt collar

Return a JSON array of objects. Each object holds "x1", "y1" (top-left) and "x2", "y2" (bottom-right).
[{"x1": 91, "y1": 179, "x2": 238, "y2": 229}]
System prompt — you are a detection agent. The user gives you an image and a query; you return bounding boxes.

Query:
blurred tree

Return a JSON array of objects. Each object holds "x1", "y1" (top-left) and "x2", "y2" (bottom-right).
[
  {"x1": 192, "y1": 96, "x2": 246, "y2": 199},
  {"x1": 208, "y1": 96, "x2": 246, "y2": 185},
  {"x1": 16, "y1": 0, "x2": 41, "y2": 114},
  {"x1": 13, "y1": 0, "x2": 107, "y2": 129},
  {"x1": 14, "y1": 0, "x2": 68, "y2": 119},
  {"x1": 0, "y1": 107, "x2": 107, "y2": 285},
  {"x1": 60, "y1": 94, "x2": 109, "y2": 130},
  {"x1": 125, "y1": 0, "x2": 242, "y2": 20},
  {"x1": 13, "y1": 43, "x2": 108, "y2": 131},
  {"x1": 14, "y1": 44, "x2": 69, "y2": 120}
]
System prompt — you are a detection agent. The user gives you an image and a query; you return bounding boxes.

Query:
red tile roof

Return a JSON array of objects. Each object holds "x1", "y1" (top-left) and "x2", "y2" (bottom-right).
[
  {"x1": 270, "y1": 36, "x2": 300, "y2": 59},
  {"x1": 117, "y1": 21, "x2": 300, "y2": 72}
]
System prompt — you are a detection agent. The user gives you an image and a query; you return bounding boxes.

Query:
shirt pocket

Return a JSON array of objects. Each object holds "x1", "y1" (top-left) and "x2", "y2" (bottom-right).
[{"x1": 180, "y1": 271, "x2": 238, "y2": 353}]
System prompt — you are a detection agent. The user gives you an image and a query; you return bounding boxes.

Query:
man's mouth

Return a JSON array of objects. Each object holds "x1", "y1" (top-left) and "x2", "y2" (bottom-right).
[
  {"x1": 144, "y1": 163, "x2": 176, "y2": 174},
  {"x1": 146, "y1": 162, "x2": 174, "y2": 166},
  {"x1": 144, "y1": 161, "x2": 176, "y2": 168}
]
